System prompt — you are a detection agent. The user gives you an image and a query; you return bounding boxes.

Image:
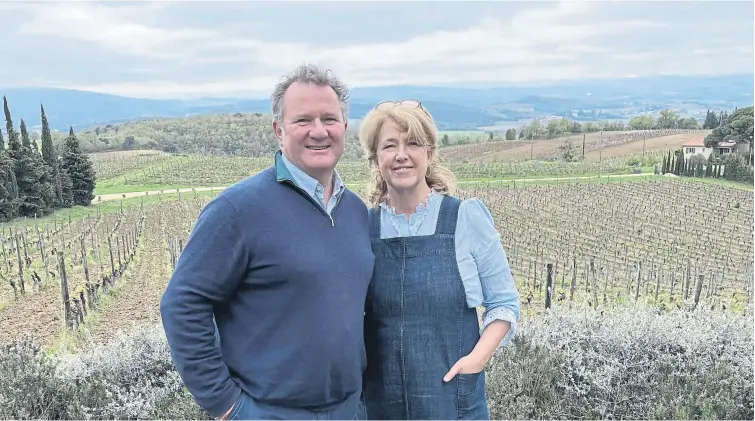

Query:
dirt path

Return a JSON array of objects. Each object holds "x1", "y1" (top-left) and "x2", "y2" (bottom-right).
[
  {"x1": 96, "y1": 186, "x2": 226, "y2": 202},
  {"x1": 96, "y1": 173, "x2": 655, "y2": 203}
]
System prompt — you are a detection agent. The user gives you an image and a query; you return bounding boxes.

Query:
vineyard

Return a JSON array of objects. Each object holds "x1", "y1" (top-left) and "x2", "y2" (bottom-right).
[
  {"x1": 92, "y1": 153, "x2": 656, "y2": 195},
  {"x1": 88, "y1": 129, "x2": 710, "y2": 191},
  {"x1": 443, "y1": 129, "x2": 708, "y2": 163},
  {"x1": 0, "y1": 176, "x2": 751, "y2": 348},
  {"x1": 0, "y1": 193, "x2": 212, "y2": 346},
  {"x1": 90, "y1": 149, "x2": 171, "y2": 180},
  {"x1": 457, "y1": 179, "x2": 754, "y2": 313}
]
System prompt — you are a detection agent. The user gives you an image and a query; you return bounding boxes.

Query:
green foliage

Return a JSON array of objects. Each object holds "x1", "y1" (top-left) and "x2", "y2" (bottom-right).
[
  {"x1": 5, "y1": 100, "x2": 55, "y2": 217},
  {"x1": 722, "y1": 153, "x2": 754, "y2": 184},
  {"x1": 703, "y1": 109, "x2": 721, "y2": 129},
  {"x1": 0, "y1": 97, "x2": 88, "y2": 222},
  {"x1": 704, "y1": 105, "x2": 754, "y2": 147},
  {"x1": 60, "y1": 127, "x2": 96, "y2": 206},
  {"x1": 627, "y1": 109, "x2": 701, "y2": 131},
  {"x1": 558, "y1": 137, "x2": 579, "y2": 162},
  {"x1": 0, "y1": 150, "x2": 17, "y2": 220},
  {"x1": 75, "y1": 113, "x2": 365, "y2": 159}
]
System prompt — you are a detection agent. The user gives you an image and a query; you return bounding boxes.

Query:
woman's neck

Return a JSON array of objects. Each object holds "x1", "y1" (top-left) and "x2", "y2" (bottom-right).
[{"x1": 386, "y1": 183, "x2": 433, "y2": 219}]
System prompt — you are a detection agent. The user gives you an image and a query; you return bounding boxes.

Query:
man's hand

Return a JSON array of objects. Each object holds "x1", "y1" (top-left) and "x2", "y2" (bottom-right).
[
  {"x1": 442, "y1": 352, "x2": 488, "y2": 382},
  {"x1": 215, "y1": 403, "x2": 235, "y2": 420}
]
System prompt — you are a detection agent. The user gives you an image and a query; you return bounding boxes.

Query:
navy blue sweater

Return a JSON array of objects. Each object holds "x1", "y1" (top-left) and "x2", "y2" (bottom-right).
[{"x1": 159, "y1": 156, "x2": 375, "y2": 417}]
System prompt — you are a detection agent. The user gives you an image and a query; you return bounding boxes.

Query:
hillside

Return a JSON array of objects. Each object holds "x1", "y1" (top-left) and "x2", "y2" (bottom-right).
[
  {"x1": 74, "y1": 113, "x2": 366, "y2": 160},
  {"x1": 440, "y1": 130, "x2": 709, "y2": 164},
  {"x1": 582, "y1": 133, "x2": 709, "y2": 162},
  {"x1": 1, "y1": 73, "x2": 752, "y2": 134}
]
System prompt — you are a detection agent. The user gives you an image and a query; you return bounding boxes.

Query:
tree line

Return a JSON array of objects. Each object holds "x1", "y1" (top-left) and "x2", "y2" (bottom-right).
[
  {"x1": 442, "y1": 107, "x2": 707, "y2": 147},
  {"x1": 1, "y1": 96, "x2": 96, "y2": 222},
  {"x1": 71, "y1": 113, "x2": 364, "y2": 159},
  {"x1": 660, "y1": 148, "x2": 753, "y2": 184},
  {"x1": 72, "y1": 106, "x2": 712, "y2": 154},
  {"x1": 703, "y1": 106, "x2": 754, "y2": 147}
]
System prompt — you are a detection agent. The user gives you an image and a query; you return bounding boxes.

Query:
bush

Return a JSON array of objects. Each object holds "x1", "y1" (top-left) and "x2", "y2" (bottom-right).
[
  {"x1": 0, "y1": 306, "x2": 751, "y2": 420},
  {"x1": 485, "y1": 305, "x2": 754, "y2": 420},
  {"x1": 0, "y1": 327, "x2": 208, "y2": 420}
]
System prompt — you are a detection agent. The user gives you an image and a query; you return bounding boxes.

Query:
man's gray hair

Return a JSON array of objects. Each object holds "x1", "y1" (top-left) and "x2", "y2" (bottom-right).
[{"x1": 270, "y1": 63, "x2": 350, "y2": 125}]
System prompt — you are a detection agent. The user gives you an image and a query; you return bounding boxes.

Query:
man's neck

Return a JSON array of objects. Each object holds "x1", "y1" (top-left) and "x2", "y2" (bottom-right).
[{"x1": 318, "y1": 172, "x2": 334, "y2": 206}]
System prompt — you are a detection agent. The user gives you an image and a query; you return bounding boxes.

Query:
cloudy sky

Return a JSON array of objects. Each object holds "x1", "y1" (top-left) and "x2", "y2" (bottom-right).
[{"x1": 0, "y1": 0, "x2": 752, "y2": 99}]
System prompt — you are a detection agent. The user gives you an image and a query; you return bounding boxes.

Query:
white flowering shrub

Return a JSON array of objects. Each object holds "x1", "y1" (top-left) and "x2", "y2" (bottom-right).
[
  {"x1": 485, "y1": 305, "x2": 754, "y2": 420},
  {"x1": 0, "y1": 306, "x2": 751, "y2": 420},
  {"x1": 0, "y1": 326, "x2": 209, "y2": 420}
]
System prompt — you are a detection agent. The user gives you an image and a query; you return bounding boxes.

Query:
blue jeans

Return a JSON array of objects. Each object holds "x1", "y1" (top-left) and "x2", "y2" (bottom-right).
[{"x1": 227, "y1": 389, "x2": 363, "y2": 420}]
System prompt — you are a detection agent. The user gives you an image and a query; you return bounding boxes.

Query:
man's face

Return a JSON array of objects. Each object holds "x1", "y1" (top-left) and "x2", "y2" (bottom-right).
[{"x1": 273, "y1": 82, "x2": 347, "y2": 182}]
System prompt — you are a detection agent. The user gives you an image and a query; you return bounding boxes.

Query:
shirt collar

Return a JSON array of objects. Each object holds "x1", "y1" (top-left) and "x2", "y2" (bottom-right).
[{"x1": 277, "y1": 150, "x2": 346, "y2": 200}]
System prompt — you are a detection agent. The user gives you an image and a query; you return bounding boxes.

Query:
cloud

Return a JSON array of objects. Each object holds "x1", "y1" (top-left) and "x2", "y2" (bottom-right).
[{"x1": 0, "y1": 0, "x2": 752, "y2": 99}]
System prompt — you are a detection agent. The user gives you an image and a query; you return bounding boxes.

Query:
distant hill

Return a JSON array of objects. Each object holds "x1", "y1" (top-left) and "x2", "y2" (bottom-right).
[{"x1": 1, "y1": 73, "x2": 752, "y2": 133}]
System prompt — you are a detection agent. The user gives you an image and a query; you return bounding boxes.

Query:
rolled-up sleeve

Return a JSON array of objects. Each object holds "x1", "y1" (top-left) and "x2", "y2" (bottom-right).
[{"x1": 458, "y1": 198, "x2": 520, "y2": 347}]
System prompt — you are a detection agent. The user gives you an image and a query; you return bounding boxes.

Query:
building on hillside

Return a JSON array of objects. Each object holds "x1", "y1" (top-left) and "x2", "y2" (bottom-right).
[
  {"x1": 715, "y1": 140, "x2": 751, "y2": 157},
  {"x1": 682, "y1": 136, "x2": 712, "y2": 160}
]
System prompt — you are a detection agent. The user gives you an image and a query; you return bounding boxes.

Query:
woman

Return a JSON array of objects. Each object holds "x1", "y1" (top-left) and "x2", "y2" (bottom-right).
[{"x1": 357, "y1": 100, "x2": 520, "y2": 420}]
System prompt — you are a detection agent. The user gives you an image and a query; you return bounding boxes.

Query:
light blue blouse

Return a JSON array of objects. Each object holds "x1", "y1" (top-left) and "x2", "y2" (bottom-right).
[{"x1": 378, "y1": 189, "x2": 520, "y2": 347}]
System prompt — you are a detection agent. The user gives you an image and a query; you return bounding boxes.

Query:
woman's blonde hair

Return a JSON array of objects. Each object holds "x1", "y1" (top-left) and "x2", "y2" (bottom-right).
[{"x1": 358, "y1": 102, "x2": 456, "y2": 207}]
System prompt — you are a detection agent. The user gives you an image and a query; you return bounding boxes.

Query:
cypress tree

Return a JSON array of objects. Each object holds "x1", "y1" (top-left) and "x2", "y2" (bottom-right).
[
  {"x1": 59, "y1": 163, "x2": 74, "y2": 208},
  {"x1": 40, "y1": 104, "x2": 63, "y2": 207},
  {"x1": 0, "y1": 130, "x2": 18, "y2": 221},
  {"x1": 60, "y1": 126, "x2": 96, "y2": 206},
  {"x1": 20, "y1": 118, "x2": 56, "y2": 212},
  {"x1": 705, "y1": 154, "x2": 713, "y2": 177},
  {"x1": 663, "y1": 153, "x2": 669, "y2": 174},
  {"x1": 6, "y1": 106, "x2": 52, "y2": 217},
  {"x1": 674, "y1": 151, "x2": 684, "y2": 175}
]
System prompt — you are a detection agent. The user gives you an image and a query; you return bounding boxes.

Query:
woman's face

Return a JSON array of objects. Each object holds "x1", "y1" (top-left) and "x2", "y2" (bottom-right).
[{"x1": 376, "y1": 120, "x2": 429, "y2": 196}]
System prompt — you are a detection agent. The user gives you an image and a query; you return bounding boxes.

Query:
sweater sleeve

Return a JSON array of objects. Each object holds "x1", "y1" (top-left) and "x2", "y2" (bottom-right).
[{"x1": 159, "y1": 195, "x2": 249, "y2": 417}]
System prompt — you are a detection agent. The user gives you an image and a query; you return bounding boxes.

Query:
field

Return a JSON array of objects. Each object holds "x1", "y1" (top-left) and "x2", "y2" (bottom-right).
[
  {"x1": 442, "y1": 129, "x2": 708, "y2": 163},
  {"x1": 0, "y1": 145, "x2": 753, "y2": 420},
  {"x1": 90, "y1": 149, "x2": 171, "y2": 180},
  {"x1": 1, "y1": 174, "x2": 751, "y2": 346},
  {"x1": 582, "y1": 132, "x2": 708, "y2": 162},
  {"x1": 459, "y1": 180, "x2": 753, "y2": 313},
  {"x1": 90, "y1": 153, "x2": 656, "y2": 197}
]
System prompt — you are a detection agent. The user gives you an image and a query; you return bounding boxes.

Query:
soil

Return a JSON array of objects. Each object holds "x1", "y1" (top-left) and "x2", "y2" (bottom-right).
[
  {"x1": 87, "y1": 207, "x2": 173, "y2": 344},
  {"x1": 0, "y1": 283, "x2": 66, "y2": 346}
]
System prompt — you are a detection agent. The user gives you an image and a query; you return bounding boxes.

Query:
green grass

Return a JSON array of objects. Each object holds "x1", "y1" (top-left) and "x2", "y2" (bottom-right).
[
  {"x1": 4, "y1": 190, "x2": 220, "y2": 230},
  {"x1": 669, "y1": 174, "x2": 753, "y2": 191}
]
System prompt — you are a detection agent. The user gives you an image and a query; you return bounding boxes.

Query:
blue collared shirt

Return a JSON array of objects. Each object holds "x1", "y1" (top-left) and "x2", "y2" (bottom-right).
[{"x1": 279, "y1": 153, "x2": 346, "y2": 215}]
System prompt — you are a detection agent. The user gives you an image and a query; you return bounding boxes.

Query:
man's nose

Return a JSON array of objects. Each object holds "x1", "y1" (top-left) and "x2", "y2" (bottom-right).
[{"x1": 309, "y1": 119, "x2": 328, "y2": 139}]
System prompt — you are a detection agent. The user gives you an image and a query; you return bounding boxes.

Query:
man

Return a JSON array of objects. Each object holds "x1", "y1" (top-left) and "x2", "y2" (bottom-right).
[{"x1": 159, "y1": 63, "x2": 375, "y2": 420}]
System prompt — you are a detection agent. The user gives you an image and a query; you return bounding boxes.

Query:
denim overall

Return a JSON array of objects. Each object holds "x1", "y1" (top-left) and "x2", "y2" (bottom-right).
[{"x1": 362, "y1": 195, "x2": 490, "y2": 420}]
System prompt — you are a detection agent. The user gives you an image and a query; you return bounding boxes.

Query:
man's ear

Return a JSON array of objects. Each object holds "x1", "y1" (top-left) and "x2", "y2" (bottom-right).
[{"x1": 273, "y1": 120, "x2": 283, "y2": 141}]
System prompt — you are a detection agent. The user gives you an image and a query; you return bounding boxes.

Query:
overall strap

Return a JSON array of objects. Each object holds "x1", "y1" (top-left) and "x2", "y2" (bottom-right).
[
  {"x1": 368, "y1": 206, "x2": 382, "y2": 240},
  {"x1": 434, "y1": 195, "x2": 462, "y2": 235}
]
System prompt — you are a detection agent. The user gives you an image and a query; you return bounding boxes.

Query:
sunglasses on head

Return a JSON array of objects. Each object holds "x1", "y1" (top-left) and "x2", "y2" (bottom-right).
[{"x1": 374, "y1": 99, "x2": 431, "y2": 117}]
